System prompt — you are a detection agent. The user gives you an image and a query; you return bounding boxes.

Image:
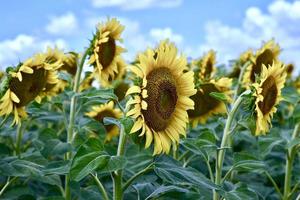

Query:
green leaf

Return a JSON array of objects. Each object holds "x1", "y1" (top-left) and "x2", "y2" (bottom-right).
[
  {"x1": 101, "y1": 156, "x2": 127, "y2": 173},
  {"x1": 209, "y1": 92, "x2": 228, "y2": 102},
  {"x1": 145, "y1": 185, "x2": 190, "y2": 200},
  {"x1": 70, "y1": 137, "x2": 108, "y2": 181},
  {"x1": 43, "y1": 161, "x2": 70, "y2": 175}
]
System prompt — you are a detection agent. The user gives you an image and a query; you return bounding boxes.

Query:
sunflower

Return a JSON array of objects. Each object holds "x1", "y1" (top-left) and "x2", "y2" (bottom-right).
[
  {"x1": 243, "y1": 40, "x2": 280, "y2": 86},
  {"x1": 60, "y1": 52, "x2": 78, "y2": 76},
  {"x1": 193, "y1": 50, "x2": 217, "y2": 80},
  {"x1": 188, "y1": 77, "x2": 233, "y2": 127},
  {"x1": 79, "y1": 71, "x2": 95, "y2": 92},
  {"x1": 125, "y1": 41, "x2": 196, "y2": 155},
  {"x1": 285, "y1": 63, "x2": 294, "y2": 78},
  {"x1": 0, "y1": 54, "x2": 59, "y2": 125},
  {"x1": 228, "y1": 49, "x2": 253, "y2": 78},
  {"x1": 88, "y1": 18, "x2": 126, "y2": 86},
  {"x1": 252, "y1": 62, "x2": 286, "y2": 135},
  {"x1": 85, "y1": 101, "x2": 122, "y2": 141}
]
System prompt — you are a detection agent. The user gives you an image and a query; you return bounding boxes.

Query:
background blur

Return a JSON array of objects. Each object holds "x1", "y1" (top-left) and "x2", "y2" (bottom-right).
[{"x1": 0, "y1": 0, "x2": 299, "y2": 73}]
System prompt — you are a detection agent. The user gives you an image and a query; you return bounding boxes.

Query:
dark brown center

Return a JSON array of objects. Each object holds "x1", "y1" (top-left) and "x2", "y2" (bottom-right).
[
  {"x1": 97, "y1": 37, "x2": 116, "y2": 69},
  {"x1": 204, "y1": 59, "x2": 213, "y2": 78},
  {"x1": 9, "y1": 68, "x2": 47, "y2": 107},
  {"x1": 142, "y1": 67, "x2": 178, "y2": 132},
  {"x1": 250, "y1": 49, "x2": 274, "y2": 82},
  {"x1": 188, "y1": 83, "x2": 221, "y2": 117},
  {"x1": 258, "y1": 76, "x2": 277, "y2": 115},
  {"x1": 94, "y1": 110, "x2": 117, "y2": 133}
]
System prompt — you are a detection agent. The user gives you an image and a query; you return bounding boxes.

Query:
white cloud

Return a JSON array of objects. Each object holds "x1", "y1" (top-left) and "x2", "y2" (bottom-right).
[
  {"x1": 150, "y1": 27, "x2": 183, "y2": 45},
  {"x1": 45, "y1": 12, "x2": 78, "y2": 35},
  {"x1": 0, "y1": 34, "x2": 67, "y2": 69},
  {"x1": 91, "y1": 0, "x2": 182, "y2": 10},
  {"x1": 194, "y1": 0, "x2": 300, "y2": 73}
]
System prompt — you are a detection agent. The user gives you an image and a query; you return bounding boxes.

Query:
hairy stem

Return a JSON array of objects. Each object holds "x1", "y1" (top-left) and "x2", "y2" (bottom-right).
[
  {"x1": 213, "y1": 91, "x2": 248, "y2": 200},
  {"x1": 15, "y1": 123, "x2": 23, "y2": 157},
  {"x1": 0, "y1": 177, "x2": 17, "y2": 197},
  {"x1": 283, "y1": 123, "x2": 300, "y2": 200},
  {"x1": 65, "y1": 50, "x2": 89, "y2": 200}
]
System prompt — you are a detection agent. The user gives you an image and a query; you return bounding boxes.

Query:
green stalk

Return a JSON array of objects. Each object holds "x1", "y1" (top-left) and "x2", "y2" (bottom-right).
[
  {"x1": 123, "y1": 163, "x2": 154, "y2": 192},
  {"x1": 213, "y1": 91, "x2": 248, "y2": 200},
  {"x1": 65, "y1": 50, "x2": 89, "y2": 200},
  {"x1": 0, "y1": 177, "x2": 17, "y2": 197},
  {"x1": 283, "y1": 123, "x2": 300, "y2": 200},
  {"x1": 91, "y1": 173, "x2": 109, "y2": 200},
  {"x1": 15, "y1": 123, "x2": 23, "y2": 157},
  {"x1": 113, "y1": 120, "x2": 126, "y2": 200}
]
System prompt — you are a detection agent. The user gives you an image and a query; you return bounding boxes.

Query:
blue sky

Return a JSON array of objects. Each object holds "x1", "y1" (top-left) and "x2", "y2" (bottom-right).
[{"x1": 0, "y1": 0, "x2": 299, "y2": 73}]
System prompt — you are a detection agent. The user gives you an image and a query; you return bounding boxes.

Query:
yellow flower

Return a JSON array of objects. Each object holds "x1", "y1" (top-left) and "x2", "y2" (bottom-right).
[
  {"x1": 60, "y1": 52, "x2": 78, "y2": 76},
  {"x1": 243, "y1": 40, "x2": 280, "y2": 86},
  {"x1": 229, "y1": 49, "x2": 253, "y2": 78},
  {"x1": 0, "y1": 54, "x2": 59, "y2": 125},
  {"x1": 79, "y1": 71, "x2": 95, "y2": 92},
  {"x1": 188, "y1": 77, "x2": 233, "y2": 127},
  {"x1": 193, "y1": 50, "x2": 217, "y2": 80},
  {"x1": 85, "y1": 101, "x2": 122, "y2": 141},
  {"x1": 126, "y1": 41, "x2": 196, "y2": 155},
  {"x1": 285, "y1": 63, "x2": 294, "y2": 78},
  {"x1": 88, "y1": 18, "x2": 126, "y2": 86},
  {"x1": 252, "y1": 62, "x2": 286, "y2": 135}
]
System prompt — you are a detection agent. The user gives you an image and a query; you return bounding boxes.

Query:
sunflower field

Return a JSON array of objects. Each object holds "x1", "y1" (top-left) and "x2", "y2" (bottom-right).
[{"x1": 0, "y1": 17, "x2": 299, "y2": 200}]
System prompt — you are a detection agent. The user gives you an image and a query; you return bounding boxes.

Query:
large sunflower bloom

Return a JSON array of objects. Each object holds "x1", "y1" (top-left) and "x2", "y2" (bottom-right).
[
  {"x1": 193, "y1": 50, "x2": 217, "y2": 80},
  {"x1": 88, "y1": 18, "x2": 126, "y2": 86},
  {"x1": 125, "y1": 41, "x2": 196, "y2": 155},
  {"x1": 0, "y1": 54, "x2": 59, "y2": 125},
  {"x1": 86, "y1": 101, "x2": 122, "y2": 142},
  {"x1": 252, "y1": 62, "x2": 286, "y2": 135},
  {"x1": 188, "y1": 77, "x2": 233, "y2": 127},
  {"x1": 243, "y1": 40, "x2": 280, "y2": 86}
]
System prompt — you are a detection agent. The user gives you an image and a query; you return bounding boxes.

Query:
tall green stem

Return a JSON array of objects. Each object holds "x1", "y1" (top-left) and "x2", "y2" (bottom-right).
[
  {"x1": 283, "y1": 123, "x2": 300, "y2": 200},
  {"x1": 213, "y1": 91, "x2": 247, "y2": 200},
  {"x1": 65, "y1": 50, "x2": 89, "y2": 200},
  {"x1": 113, "y1": 121, "x2": 126, "y2": 200},
  {"x1": 15, "y1": 123, "x2": 23, "y2": 156}
]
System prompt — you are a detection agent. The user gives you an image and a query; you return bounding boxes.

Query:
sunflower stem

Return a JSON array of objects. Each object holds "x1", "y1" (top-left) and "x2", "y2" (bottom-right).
[
  {"x1": 123, "y1": 162, "x2": 154, "y2": 192},
  {"x1": 283, "y1": 123, "x2": 300, "y2": 200},
  {"x1": 91, "y1": 173, "x2": 110, "y2": 200},
  {"x1": 0, "y1": 177, "x2": 17, "y2": 197},
  {"x1": 65, "y1": 49, "x2": 89, "y2": 200},
  {"x1": 233, "y1": 61, "x2": 249, "y2": 101},
  {"x1": 15, "y1": 123, "x2": 23, "y2": 157},
  {"x1": 113, "y1": 118, "x2": 126, "y2": 200},
  {"x1": 213, "y1": 90, "x2": 248, "y2": 200}
]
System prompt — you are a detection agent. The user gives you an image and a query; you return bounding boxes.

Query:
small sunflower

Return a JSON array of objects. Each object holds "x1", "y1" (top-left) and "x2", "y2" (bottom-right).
[
  {"x1": 114, "y1": 80, "x2": 130, "y2": 102},
  {"x1": 252, "y1": 62, "x2": 286, "y2": 135},
  {"x1": 60, "y1": 52, "x2": 78, "y2": 76},
  {"x1": 88, "y1": 18, "x2": 126, "y2": 86},
  {"x1": 79, "y1": 71, "x2": 95, "y2": 92},
  {"x1": 229, "y1": 49, "x2": 253, "y2": 78},
  {"x1": 86, "y1": 101, "x2": 122, "y2": 141},
  {"x1": 126, "y1": 41, "x2": 196, "y2": 155},
  {"x1": 243, "y1": 40, "x2": 280, "y2": 86},
  {"x1": 188, "y1": 77, "x2": 233, "y2": 127},
  {"x1": 0, "y1": 54, "x2": 59, "y2": 125},
  {"x1": 285, "y1": 63, "x2": 294, "y2": 78},
  {"x1": 193, "y1": 50, "x2": 217, "y2": 80}
]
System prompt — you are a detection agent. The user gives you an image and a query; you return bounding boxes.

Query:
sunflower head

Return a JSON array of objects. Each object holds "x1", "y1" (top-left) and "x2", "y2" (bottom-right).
[
  {"x1": 79, "y1": 71, "x2": 95, "y2": 92},
  {"x1": 88, "y1": 18, "x2": 126, "y2": 86},
  {"x1": 60, "y1": 52, "x2": 78, "y2": 76},
  {"x1": 0, "y1": 54, "x2": 60, "y2": 125},
  {"x1": 193, "y1": 50, "x2": 217, "y2": 81},
  {"x1": 125, "y1": 40, "x2": 196, "y2": 155},
  {"x1": 188, "y1": 77, "x2": 233, "y2": 127},
  {"x1": 85, "y1": 101, "x2": 122, "y2": 142},
  {"x1": 285, "y1": 63, "x2": 294, "y2": 78},
  {"x1": 229, "y1": 49, "x2": 253, "y2": 78},
  {"x1": 243, "y1": 40, "x2": 280, "y2": 86},
  {"x1": 114, "y1": 80, "x2": 130, "y2": 102},
  {"x1": 252, "y1": 62, "x2": 286, "y2": 135}
]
